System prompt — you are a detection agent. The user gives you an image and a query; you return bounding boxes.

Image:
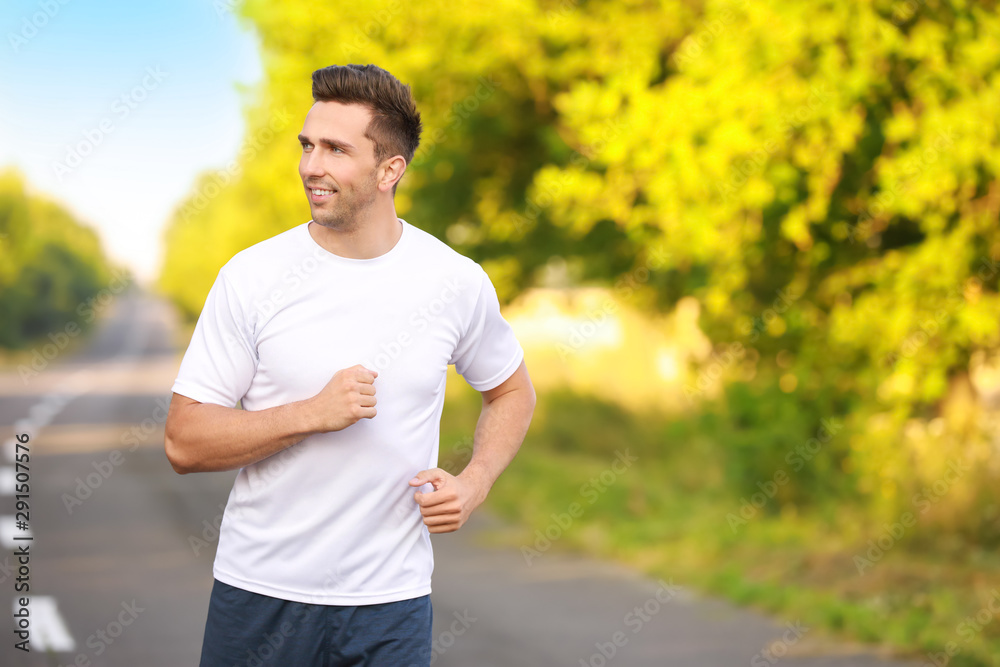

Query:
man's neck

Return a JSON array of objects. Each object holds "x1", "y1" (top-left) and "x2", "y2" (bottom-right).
[{"x1": 309, "y1": 209, "x2": 401, "y2": 260}]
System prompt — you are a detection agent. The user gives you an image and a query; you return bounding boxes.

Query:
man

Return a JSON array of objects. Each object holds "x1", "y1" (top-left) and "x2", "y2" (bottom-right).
[{"x1": 165, "y1": 63, "x2": 536, "y2": 667}]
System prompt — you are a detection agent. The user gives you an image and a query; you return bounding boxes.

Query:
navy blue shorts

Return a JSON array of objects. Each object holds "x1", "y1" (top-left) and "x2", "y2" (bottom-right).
[{"x1": 198, "y1": 579, "x2": 433, "y2": 667}]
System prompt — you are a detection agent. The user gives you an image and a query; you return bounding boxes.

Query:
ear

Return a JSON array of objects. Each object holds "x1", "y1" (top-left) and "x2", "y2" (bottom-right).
[{"x1": 378, "y1": 155, "x2": 407, "y2": 192}]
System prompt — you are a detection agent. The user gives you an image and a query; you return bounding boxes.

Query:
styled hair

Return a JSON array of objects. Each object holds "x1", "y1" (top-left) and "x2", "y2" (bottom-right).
[{"x1": 311, "y1": 64, "x2": 422, "y2": 194}]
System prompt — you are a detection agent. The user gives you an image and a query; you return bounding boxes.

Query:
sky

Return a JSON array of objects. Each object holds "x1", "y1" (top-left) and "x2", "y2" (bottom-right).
[{"x1": 0, "y1": 0, "x2": 264, "y2": 286}]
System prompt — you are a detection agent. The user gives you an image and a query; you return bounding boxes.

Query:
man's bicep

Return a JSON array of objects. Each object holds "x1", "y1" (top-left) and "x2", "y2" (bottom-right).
[
  {"x1": 480, "y1": 359, "x2": 534, "y2": 404},
  {"x1": 171, "y1": 392, "x2": 201, "y2": 409},
  {"x1": 166, "y1": 392, "x2": 202, "y2": 428}
]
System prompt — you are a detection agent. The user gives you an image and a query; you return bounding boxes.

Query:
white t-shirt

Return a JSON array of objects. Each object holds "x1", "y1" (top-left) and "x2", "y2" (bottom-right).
[{"x1": 171, "y1": 217, "x2": 524, "y2": 605}]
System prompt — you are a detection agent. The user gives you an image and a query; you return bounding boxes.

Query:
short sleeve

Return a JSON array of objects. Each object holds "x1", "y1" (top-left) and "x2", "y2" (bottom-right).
[
  {"x1": 171, "y1": 267, "x2": 258, "y2": 407},
  {"x1": 448, "y1": 265, "x2": 524, "y2": 391}
]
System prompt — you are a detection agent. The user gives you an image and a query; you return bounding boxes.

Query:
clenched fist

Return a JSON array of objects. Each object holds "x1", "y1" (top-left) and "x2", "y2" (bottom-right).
[
  {"x1": 308, "y1": 364, "x2": 378, "y2": 432},
  {"x1": 409, "y1": 468, "x2": 488, "y2": 534}
]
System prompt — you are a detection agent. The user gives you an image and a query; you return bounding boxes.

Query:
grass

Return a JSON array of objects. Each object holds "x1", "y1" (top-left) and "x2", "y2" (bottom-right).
[{"x1": 438, "y1": 374, "x2": 1000, "y2": 667}]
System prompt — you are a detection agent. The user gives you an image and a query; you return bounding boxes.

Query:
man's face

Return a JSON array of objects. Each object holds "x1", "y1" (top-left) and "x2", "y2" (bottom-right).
[{"x1": 298, "y1": 101, "x2": 382, "y2": 232}]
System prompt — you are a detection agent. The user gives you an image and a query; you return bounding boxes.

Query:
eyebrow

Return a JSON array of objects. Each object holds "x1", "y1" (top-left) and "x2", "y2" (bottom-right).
[{"x1": 298, "y1": 134, "x2": 357, "y2": 151}]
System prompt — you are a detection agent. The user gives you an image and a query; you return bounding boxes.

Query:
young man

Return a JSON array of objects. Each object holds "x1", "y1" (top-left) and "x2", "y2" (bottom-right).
[{"x1": 165, "y1": 63, "x2": 536, "y2": 666}]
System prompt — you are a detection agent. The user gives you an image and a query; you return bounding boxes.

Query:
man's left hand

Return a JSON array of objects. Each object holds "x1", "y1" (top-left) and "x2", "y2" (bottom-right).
[{"x1": 409, "y1": 468, "x2": 487, "y2": 534}]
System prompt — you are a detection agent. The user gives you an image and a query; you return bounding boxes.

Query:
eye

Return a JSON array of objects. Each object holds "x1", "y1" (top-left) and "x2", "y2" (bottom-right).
[
  {"x1": 300, "y1": 141, "x2": 312, "y2": 150},
  {"x1": 332, "y1": 146, "x2": 344, "y2": 154}
]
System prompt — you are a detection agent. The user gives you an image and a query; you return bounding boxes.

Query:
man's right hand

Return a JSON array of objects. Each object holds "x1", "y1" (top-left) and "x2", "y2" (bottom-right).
[{"x1": 308, "y1": 364, "x2": 379, "y2": 432}]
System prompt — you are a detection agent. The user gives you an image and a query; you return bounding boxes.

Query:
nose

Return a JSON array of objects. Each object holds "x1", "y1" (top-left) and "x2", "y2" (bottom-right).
[{"x1": 300, "y1": 150, "x2": 324, "y2": 181}]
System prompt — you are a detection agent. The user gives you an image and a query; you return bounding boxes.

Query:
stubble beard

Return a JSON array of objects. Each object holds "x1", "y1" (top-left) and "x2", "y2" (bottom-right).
[{"x1": 311, "y1": 168, "x2": 379, "y2": 234}]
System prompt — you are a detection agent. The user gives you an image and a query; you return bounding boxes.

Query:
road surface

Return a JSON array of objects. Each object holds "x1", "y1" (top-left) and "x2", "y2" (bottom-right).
[{"x1": 0, "y1": 287, "x2": 922, "y2": 666}]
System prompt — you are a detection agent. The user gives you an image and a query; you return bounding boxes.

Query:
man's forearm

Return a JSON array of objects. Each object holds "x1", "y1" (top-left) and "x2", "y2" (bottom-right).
[
  {"x1": 167, "y1": 365, "x2": 378, "y2": 475},
  {"x1": 458, "y1": 388, "x2": 535, "y2": 501},
  {"x1": 166, "y1": 398, "x2": 322, "y2": 474}
]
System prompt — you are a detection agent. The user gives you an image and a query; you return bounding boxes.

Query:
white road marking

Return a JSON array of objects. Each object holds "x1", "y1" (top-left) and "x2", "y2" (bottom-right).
[
  {"x1": 13, "y1": 596, "x2": 77, "y2": 652},
  {"x1": 0, "y1": 466, "x2": 14, "y2": 495},
  {"x1": 0, "y1": 516, "x2": 31, "y2": 548}
]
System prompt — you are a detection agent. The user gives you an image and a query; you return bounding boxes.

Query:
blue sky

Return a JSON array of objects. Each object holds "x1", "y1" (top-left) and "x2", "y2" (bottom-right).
[{"x1": 0, "y1": 0, "x2": 263, "y2": 285}]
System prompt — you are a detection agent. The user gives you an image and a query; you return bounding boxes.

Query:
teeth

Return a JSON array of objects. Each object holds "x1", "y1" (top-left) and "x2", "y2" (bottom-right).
[{"x1": 311, "y1": 188, "x2": 335, "y2": 195}]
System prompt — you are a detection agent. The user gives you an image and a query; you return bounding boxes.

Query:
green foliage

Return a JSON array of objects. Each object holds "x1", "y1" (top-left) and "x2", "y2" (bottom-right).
[
  {"x1": 448, "y1": 386, "x2": 1000, "y2": 667},
  {"x1": 156, "y1": 0, "x2": 1000, "y2": 544},
  {"x1": 717, "y1": 378, "x2": 858, "y2": 508},
  {"x1": 0, "y1": 168, "x2": 118, "y2": 349}
]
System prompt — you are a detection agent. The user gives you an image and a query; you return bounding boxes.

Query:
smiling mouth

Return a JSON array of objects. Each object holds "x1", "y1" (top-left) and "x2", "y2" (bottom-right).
[{"x1": 308, "y1": 187, "x2": 338, "y2": 203}]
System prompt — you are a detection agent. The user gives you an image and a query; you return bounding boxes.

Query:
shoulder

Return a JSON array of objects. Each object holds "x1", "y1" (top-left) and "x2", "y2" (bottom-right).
[
  {"x1": 401, "y1": 221, "x2": 489, "y2": 309},
  {"x1": 222, "y1": 223, "x2": 308, "y2": 278},
  {"x1": 402, "y1": 219, "x2": 485, "y2": 283},
  {"x1": 214, "y1": 223, "x2": 315, "y2": 300},
  {"x1": 211, "y1": 223, "x2": 312, "y2": 324}
]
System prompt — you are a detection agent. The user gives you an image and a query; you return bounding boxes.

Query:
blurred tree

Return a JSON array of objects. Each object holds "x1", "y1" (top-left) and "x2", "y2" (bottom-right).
[
  {"x1": 0, "y1": 168, "x2": 118, "y2": 349},
  {"x1": 157, "y1": 0, "x2": 1000, "y2": 541}
]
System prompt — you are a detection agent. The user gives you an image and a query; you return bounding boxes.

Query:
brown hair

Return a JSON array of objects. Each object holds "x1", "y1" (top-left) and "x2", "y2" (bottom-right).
[{"x1": 311, "y1": 64, "x2": 422, "y2": 194}]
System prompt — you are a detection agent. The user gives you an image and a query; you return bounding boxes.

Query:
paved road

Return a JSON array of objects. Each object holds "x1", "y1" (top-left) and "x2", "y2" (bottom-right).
[{"x1": 0, "y1": 287, "x2": 922, "y2": 666}]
